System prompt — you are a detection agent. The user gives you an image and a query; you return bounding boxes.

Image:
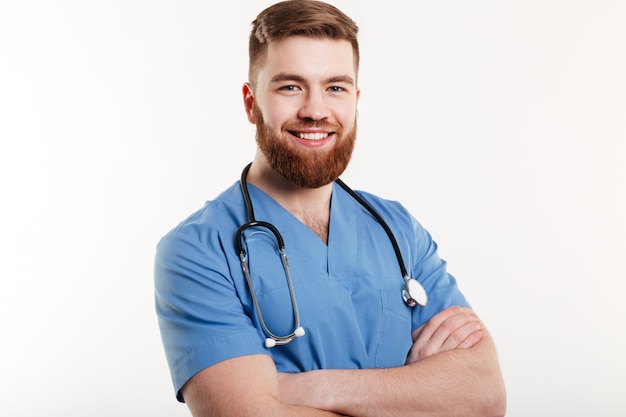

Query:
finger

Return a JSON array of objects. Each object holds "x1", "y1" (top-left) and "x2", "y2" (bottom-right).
[
  {"x1": 432, "y1": 311, "x2": 481, "y2": 350},
  {"x1": 414, "y1": 309, "x2": 481, "y2": 357},
  {"x1": 457, "y1": 330, "x2": 483, "y2": 349},
  {"x1": 439, "y1": 320, "x2": 483, "y2": 351},
  {"x1": 412, "y1": 306, "x2": 464, "y2": 347},
  {"x1": 406, "y1": 344, "x2": 420, "y2": 364},
  {"x1": 412, "y1": 307, "x2": 477, "y2": 353},
  {"x1": 406, "y1": 326, "x2": 482, "y2": 364}
]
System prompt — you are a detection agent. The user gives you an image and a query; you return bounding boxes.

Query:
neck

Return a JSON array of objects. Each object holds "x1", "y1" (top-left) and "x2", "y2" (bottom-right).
[{"x1": 246, "y1": 153, "x2": 333, "y2": 243}]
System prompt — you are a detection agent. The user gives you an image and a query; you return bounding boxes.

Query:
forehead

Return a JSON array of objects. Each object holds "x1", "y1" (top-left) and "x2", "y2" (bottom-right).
[{"x1": 260, "y1": 36, "x2": 356, "y2": 83}]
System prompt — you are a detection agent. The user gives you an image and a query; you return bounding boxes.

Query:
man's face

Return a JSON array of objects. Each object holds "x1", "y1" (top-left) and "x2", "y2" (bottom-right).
[{"x1": 246, "y1": 36, "x2": 360, "y2": 188}]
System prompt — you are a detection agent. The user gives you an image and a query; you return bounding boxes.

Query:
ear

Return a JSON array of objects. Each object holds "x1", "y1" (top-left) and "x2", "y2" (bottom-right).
[{"x1": 242, "y1": 83, "x2": 256, "y2": 124}]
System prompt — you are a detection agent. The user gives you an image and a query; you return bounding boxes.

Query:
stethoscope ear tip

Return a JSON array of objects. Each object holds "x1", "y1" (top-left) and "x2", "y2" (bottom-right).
[{"x1": 265, "y1": 327, "x2": 306, "y2": 348}]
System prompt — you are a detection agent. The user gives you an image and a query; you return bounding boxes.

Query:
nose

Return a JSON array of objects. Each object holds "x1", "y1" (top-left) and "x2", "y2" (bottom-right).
[{"x1": 297, "y1": 89, "x2": 331, "y2": 121}]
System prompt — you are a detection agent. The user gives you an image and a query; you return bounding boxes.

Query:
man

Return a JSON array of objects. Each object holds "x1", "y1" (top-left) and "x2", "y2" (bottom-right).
[{"x1": 154, "y1": 1, "x2": 506, "y2": 416}]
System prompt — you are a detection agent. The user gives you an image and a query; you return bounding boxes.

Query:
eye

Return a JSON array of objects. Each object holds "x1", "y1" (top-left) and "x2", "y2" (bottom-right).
[
  {"x1": 279, "y1": 85, "x2": 300, "y2": 92},
  {"x1": 328, "y1": 86, "x2": 344, "y2": 93}
]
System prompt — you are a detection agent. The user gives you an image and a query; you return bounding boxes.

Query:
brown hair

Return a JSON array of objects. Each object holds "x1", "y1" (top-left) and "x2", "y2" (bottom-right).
[{"x1": 248, "y1": 0, "x2": 359, "y2": 87}]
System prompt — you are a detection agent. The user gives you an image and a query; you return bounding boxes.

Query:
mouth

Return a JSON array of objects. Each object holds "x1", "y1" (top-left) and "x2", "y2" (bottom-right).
[
  {"x1": 292, "y1": 131, "x2": 331, "y2": 141},
  {"x1": 289, "y1": 130, "x2": 335, "y2": 148}
]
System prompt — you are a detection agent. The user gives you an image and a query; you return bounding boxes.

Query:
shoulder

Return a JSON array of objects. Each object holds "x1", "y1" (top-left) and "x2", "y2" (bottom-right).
[
  {"x1": 159, "y1": 182, "x2": 244, "y2": 241},
  {"x1": 155, "y1": 182, "x2": 247, "y2": 263},
  {"x1": 335, "y1": 184, "x2": 433, "y2": 250},
  {"x1": 339, "y1": 185, "x2": 416, "y2": 227}
]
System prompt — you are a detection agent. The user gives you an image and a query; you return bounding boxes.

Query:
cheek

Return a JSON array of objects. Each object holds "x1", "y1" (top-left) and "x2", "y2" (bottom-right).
[
  {"x1": 337, "y1": 107, "x2": 357, "y2": 129},
  {"x1": 258, "y1": 102, "x2": 292, "y2": 129},
  {"x1": 333, "y1": 98, "x2": 358, "y2": 121}
]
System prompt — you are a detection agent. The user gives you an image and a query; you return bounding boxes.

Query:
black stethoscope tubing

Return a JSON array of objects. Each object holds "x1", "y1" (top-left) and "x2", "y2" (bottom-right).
[
  {"x1": 239, "y1": 163, "x2": 406, "y2": 276},
  {"x1": 236, "y1": 163, "x2": 427, "y2": 348},
  {"x1": 334, "y1": 177, "x2": 409, "y2": 279}
]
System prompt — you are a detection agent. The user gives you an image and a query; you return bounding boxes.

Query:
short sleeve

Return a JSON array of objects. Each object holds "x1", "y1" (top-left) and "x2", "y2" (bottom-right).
[
  {"x1": 154, "y1": 222, "x2": 267, "y2": 402},
  {"x1": 407, "y1": 216, "x2": 470, "y2": 330}
]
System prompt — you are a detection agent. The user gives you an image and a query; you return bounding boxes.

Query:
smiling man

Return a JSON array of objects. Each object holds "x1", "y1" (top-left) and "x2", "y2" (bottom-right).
[
  {"x1": 247, "y1": 36, "x2": 358, "y2": 191},
  {"x1": 154, "y1": 1, "x2": 506, "y2": 416},
  {"x1": 243, "y1": 35, "x2": 359, "y2": 243}
]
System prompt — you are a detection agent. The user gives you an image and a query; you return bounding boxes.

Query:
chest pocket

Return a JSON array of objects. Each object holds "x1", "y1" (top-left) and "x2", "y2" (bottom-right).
[
  {"x1": 346, "y1": 271, "x2": 413, "y2": 368},
  {"x1": 375, "y1": 286, "x2": 413, "y2": 367},
  {"x1": 351, "y1": 213, "x2": 415, "y2": 367}
]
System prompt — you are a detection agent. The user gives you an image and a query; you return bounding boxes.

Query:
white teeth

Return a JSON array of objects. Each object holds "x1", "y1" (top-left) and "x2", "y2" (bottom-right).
[{"x1": 299, "y1": 132, "x2": 328, "y2": 141}]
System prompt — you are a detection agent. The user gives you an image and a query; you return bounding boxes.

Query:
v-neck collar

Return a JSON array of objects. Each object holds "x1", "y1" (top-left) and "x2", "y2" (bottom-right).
[
  {"x1": 243, "y1": 182, "x2": 359, "y2": 277},
  {"x1": 327, "y1": 182, "x2": 359, "y2": 278}
]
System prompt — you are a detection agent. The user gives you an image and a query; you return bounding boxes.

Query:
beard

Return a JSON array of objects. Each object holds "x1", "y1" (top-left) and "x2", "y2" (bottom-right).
[{"x1": 253, "y1": 104, "x2": 357, "y2": 189}]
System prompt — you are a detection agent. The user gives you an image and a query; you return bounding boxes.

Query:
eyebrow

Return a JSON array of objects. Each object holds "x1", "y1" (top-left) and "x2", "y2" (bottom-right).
[{"x1": 269, "y1": 72, "x2": 355, "y2": 86}]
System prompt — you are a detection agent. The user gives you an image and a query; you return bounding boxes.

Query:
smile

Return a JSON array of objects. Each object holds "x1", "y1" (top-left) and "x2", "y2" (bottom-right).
[{"x1": 297, "y1": 132, "x2": 329, "y2": 141}]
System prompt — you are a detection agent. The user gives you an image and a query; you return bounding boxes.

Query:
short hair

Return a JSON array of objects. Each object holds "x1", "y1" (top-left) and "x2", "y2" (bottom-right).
[{"x1": 248, "y1": 0, "x2": 359, "y2": 87}]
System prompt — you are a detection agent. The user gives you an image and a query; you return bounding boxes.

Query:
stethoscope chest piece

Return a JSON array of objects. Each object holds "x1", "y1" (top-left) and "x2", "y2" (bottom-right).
[{"x1": 402, "y1": 277, "x2": 428, "y2": 307}]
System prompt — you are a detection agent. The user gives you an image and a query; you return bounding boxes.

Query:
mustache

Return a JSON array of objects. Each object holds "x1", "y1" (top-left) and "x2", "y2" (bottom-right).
[{"x1": 282, "y1": 121, "x2": 343, "y2": 132}]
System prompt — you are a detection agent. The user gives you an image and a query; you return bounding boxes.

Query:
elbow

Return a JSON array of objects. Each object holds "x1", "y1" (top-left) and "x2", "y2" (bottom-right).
[
  {"x1": 466, "y1": 356, "x2": 506, "y2": 417},
  {"x1": 486, "y1": 393, "x2": 507, "y2": 417},
  {"x1": 483, "y1": 374, "x2": 507, "y2": 417},
  {"x1": 488, "y1": 395, "x2": 507, "y2": 417},
  {"x1": 494, "y1": 385, "x2": 507, "y2": 417},
  {"x1": 476, "y1": 332, "x2": 507, "y2": 417}
]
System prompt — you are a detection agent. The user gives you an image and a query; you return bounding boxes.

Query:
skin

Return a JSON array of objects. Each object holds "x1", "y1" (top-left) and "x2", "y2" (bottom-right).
[
  {"x1": 278, "y1": 308, "x2": 505, "y2": 417},
  {"x1": 181, "y1": 36, "x2": 506, "y2": 417},
  {"x1": 243, "y1": 36, "x2": 359, "y2": 238}
]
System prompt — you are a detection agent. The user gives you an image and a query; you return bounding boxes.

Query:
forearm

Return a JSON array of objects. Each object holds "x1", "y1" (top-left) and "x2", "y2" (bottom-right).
[
  {"x1": 183, "y1": 355, "x2": 347, "y2": 417},
  {"x1": 280, "y1": 331, "x2": 505, "y2": 417},
  {"x1": 187, "y1": 393, "x2": 345, "y2": 417}
]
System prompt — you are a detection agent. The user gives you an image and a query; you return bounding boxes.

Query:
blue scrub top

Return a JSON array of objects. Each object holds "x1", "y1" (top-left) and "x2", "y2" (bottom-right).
[{"x1": 154, "y1": 181, "x2": 469, "y2": 401}]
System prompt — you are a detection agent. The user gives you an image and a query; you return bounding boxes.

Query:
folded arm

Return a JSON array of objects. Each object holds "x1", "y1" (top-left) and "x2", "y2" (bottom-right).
[
  {"x1": 181, "y1": 354, "x2": 345, "y2": 417},
  {"x1": 278, "y1": 307, "x2": 506, "y2": 417}
]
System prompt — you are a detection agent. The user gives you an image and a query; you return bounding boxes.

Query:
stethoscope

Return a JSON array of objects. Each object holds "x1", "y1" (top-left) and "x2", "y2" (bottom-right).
[{"x1": 235, "y1": 163, "x2": 428, "y2": 348}]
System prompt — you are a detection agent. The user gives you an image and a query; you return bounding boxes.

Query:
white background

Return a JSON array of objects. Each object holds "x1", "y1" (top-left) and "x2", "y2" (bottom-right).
[{"x1": 1, "y1": 1, "x2": 625, "y2": 416}]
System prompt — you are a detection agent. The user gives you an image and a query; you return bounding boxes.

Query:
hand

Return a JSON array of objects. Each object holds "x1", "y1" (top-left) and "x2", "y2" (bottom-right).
[{"x1": 406, "y1": 306, "x2": 483, "y2": 364}]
